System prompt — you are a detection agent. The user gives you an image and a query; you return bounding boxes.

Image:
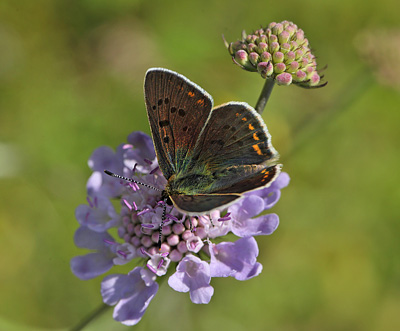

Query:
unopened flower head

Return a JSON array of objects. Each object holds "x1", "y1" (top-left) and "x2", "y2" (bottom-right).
[
  {"x1": 224, "y1": 20, "x2": 326, "y2": 88},
  {"x1": 71, "y1": 131, "x2": 290, "y2": 326}
]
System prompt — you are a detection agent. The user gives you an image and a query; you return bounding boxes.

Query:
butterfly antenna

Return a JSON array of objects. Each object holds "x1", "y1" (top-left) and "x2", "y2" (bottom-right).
[
  {"x1": 104, "y1": 170, "x2": 161, "y2": 192},
  {"x1": 158, "y1": 200, "x2": 167, "y2": 250}
]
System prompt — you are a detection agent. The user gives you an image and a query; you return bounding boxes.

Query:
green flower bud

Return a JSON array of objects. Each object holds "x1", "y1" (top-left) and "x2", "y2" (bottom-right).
[
  {"x1": 247, "y1": 43, "x2": 257, "y2": 52},
  {"x1": 257, "y1": 61, "x2": 273, "y2": 78},
  {"x1": 258, "y1": 34, "x2": 268, "y2": 43},
  {"x1": 285, "y1": 51, "x2": 296, "y2": 63},
  {"x1": 309, "y1": 73, "x2": 321, "y2": 86},
  {"x1": 225, "y1": 20, "x2": 326, "y2": 88},
  {"x1": 257, "y1": 42, "x2": 268, "y2": 53},
  {"x1": 276, "y1": 72, "x2": 293, "y2": 85},
  {"x1": 273, "y1": 51, "x2": 284, "y2": 63},
  {"x1": 249, "y1": 52, "x2": 260, "y2": 66},
  {"x1": 293, "y1": 70, "x2": 307, "y2": 82},
  {"x1": 271, "y1": 23, "x2": 284, "y2": 36},
  {"x1": 290, "y1": 41, "x2": 298, "y2": 50},
  {"x1": 295, "y1": 49, "x2": 304, "y2": 60},
  {"x1": 285, "y1": 25, "x2": 296, "y2": 38},
  {"x1": 278, "y1": 30, "x2": 290, "y2": 44},
  {"x1": 269, "y1": 34, "x2": 278, "y2": 44},
  {"x1": 274, "y1": 62, "x2": 286, "y2": 74},
  {"x1": 287, "y1": 61, "x2": 299, "y2": 72},
  {"x1": 280, "y1": 43, "x2": 291, "y2": 54},
  {"x1": 260, "y1": 51, "x2": 271, "y2": 62},
  {"x1": 235, "y1": 50, "x2": 248, "y2": 66},
  {"x1": 270, "y1": 42, "x2": 280, "y2": 53}
]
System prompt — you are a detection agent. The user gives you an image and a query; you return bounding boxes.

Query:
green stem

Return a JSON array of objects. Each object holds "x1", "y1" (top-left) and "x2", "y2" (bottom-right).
[
  {"x1": 69, "y1": 303, "x2": 110, "y2": 331},
  {"x1": 255, "y1": 78, "x2": 275, "y2": 114}
]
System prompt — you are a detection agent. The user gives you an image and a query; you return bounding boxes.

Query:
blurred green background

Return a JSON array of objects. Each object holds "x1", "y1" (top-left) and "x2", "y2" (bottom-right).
[{"x1": 1, "y1": 0, "x2": 399, "y2": 330}]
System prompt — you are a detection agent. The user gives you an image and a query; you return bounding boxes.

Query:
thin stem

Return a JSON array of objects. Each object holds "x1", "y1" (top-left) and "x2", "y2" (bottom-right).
[
  {"x1": 69, "y1": 303, "x2": 110, "y2": 331},
  {"x1": 255, "y1": 78, "x2": 275, "y2": 114}
]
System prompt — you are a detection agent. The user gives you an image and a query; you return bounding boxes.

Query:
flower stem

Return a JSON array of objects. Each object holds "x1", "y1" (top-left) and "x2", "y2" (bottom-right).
[
  {"x1": 255, "y1": 78, "x2": 275, "y2": 114},
  {"x1": 70, "y1": 303, "x2": 110, "y2": 331}
]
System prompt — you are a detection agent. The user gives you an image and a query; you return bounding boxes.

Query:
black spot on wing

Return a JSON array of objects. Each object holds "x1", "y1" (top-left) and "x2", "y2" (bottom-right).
[{"x1": 159, "y1": 120, "x2": 170, "y2": 127}]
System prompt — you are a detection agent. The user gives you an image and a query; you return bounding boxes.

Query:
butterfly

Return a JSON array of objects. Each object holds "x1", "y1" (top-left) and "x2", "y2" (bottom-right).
[{"x1": 142, "y1": 68, "x2": 281, "y2": 214}]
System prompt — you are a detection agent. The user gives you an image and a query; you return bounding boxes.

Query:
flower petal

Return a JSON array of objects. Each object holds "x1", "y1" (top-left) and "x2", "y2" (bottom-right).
[
  {"x1": 232, "y1": 213, "x2": 279, "y2": 237},
  {"x1": 101, "y1": 273, "x2": 136, "y2": 305},
  {"x1": 71, "y1": 252, "x2": 113, "y2": 280},
  {"x1": 104, "y1": 267, "x2": 158, "y2": 326},
  {"x1": 73, "y1": 226, "x2": 114, "y2": 250},
  {"x1": 88, "y1": 146, "x2": 122, "y2": 173},
  {"x1": 209, "y1": 237, "x2": 263, "y2": 280},
  {"x1": 190, "y1": 284, "x2": 214, "y2": 304},
  {"x1": 168, "y1": 255, "x2": 213, "y2": 304},
  {"x1": 229, "y1": 195, "x2": 265, "y2": 221},
  {"x1": 126, "y1": 131, "x2": 156, "y2": 164}
]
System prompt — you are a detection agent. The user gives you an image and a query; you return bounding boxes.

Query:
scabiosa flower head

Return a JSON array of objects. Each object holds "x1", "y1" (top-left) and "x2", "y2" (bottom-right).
[
  {"x1": 224, "y1": 20, "x2": 326, "y2": 88},
  {"x1": 355, "y1": 28, "x2": 400, "y2": 91},
  {"x1": 71, "y1": 131, "x2": 289, "y2": 326}
]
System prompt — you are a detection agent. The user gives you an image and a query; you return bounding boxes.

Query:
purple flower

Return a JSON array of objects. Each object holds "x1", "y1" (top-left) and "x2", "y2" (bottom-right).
[
  {"x1": 168, "y1": 255, "x2": 214, "y2": 304},
  {"x1": 70, "y1": 226, "x2": 115, "y2": 280},
  {"x1": 71, "y1": 131, "x2": 289, "y2": 326},
  {"x1": 209, "y1": 237, "x2": 262, "y2": 280},
  {"x1": 101, "y1": 267, "x2": 158, "y2": 326}
]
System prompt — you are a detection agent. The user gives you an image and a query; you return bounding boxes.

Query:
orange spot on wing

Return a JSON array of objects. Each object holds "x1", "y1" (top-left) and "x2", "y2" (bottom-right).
[
  {"x1": 242, "y1": 117, "x2": 247, "y2": 121},
  {"x1": 253, "y1": 132, "x2": 259, "y2": 141},
  {"x1": 196, "y1": 99, "x2": 204, "y2": 105},
  {"x1": 249, "y1": 123, "x2": 254, "y2": 130},
  {"x1": 236, "y1": 113, "x2": 240, "y2": 117},
  {"x1": 252, "y1": 144, "x2": 262, "y2": 155},
  {"x1": 188, "y1": 91, "x2": 195, "y2": 97}
]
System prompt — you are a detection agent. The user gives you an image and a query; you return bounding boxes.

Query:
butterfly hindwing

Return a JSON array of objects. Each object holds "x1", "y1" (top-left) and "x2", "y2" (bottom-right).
[
  {"x1": 212, "y1": 164, "x2": 281, "y2": 194},
  {"x1": 170, "y1": 193, "x2": 241, "y2": 214},
  {"x1": 174, "y1": 102, "x2": 281, "y2": 195},
  {"x1": 144, "y1": 68, "x2": 213, "y2": 180},
  {"x1": 192, "y1": 102, "x2": 279, "y2": 171}
]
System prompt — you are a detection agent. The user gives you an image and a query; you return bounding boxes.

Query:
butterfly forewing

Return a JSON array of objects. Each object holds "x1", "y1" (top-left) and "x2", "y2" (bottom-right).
[{"x1": 144, "y1": 68, "x2": 213, "y2": 180}]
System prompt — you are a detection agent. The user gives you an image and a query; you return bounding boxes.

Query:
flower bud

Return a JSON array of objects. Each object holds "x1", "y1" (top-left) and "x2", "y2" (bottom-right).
[
  {"x1": 225, "y1": 20, "x2": 326, "y2": 87},
  {"x1": 249, "y1": 52, "x2": 260, "y2": 66},
  {"x1": 276, "y1": 73, "x2": 293, "y2": 86}
]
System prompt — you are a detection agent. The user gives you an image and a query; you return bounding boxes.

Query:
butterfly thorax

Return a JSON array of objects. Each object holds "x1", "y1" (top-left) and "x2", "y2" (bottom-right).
[{"x1": 165, "y1": 171, "x2": 214, "y2": 196}]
